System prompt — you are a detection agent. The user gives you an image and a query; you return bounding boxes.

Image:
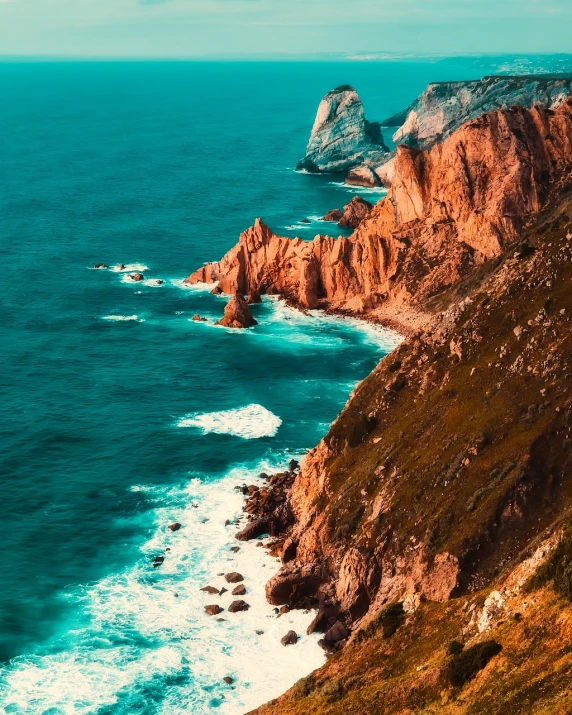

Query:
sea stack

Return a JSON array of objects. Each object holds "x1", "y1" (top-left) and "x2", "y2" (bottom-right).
[
  {"x1": 296, "y1": 85, "x2": 389, "y2": 174},
  {"x1": 216, "y1": 294, "x2": 258, "y2": 329}
]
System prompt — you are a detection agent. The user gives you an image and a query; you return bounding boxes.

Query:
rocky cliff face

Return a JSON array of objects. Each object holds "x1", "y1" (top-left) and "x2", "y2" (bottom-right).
[
  {"x1": 383, "y1": 74, "x2": 572, "y2": 151},
  {"x1": 296, "y1": 85, "x2": 389, "y2": 174},
  {"x1": 249, "y1": 185, "x2": 572, "y2": 715},
  {"x1": 187, "y1": 99, "x2": 572, "y2": 330}
]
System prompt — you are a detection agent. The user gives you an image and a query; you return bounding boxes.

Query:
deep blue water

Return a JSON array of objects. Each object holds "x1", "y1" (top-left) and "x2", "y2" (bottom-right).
[{"x1": 0, "y1": 58, "x2": 548, "y2": 713}]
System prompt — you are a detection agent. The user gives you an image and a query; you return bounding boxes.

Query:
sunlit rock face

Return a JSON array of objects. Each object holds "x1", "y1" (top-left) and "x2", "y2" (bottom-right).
[{"x1": 296, "y1": 85, "x2": 389, "y2": 174}]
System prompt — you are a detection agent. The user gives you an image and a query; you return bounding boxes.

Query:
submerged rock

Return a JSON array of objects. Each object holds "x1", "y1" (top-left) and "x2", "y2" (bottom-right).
[
  {"x1": 216, "y1": 293, "x2": 258, "y2": 329},
  {"x1": 130, "y1": 273, "x2": 144, "y2": 282},
  {"x1": 93, "y1": 263, "x2": 108, "y2": 269},
  {"x1": 297, "y1": 85, "x2": 389, "y2": 173},
  {"x1": 168, "y1": 522, "x2": 182, "y2": 532}
]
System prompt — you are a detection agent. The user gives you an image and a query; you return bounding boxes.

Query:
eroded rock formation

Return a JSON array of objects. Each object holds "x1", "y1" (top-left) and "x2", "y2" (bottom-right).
[
  {"x1": 216, "y1": 293, "x2": 258, "y2": 328},
  {"x1": 187, "y1": 100, "x2": 572, "y2": 326},
  {"x1": 296, "y1": 85, "x2": 389, "y2": 173}
]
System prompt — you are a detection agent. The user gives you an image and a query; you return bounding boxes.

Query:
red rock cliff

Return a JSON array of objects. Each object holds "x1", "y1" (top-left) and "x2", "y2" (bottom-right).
[{"x1": 186, "y1": 100, "x2": 572, "y2": 325}]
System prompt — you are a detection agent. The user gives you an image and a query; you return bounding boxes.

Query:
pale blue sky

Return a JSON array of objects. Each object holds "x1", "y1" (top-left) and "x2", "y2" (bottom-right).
[{"x1": 0, "y1": 0, "x2": 570, "y2": 58}]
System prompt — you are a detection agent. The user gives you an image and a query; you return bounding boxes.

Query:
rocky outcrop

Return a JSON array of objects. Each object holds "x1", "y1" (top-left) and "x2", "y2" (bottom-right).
[
  {"x1": 338, "y1": 196, "x2": 373, "y2": 228},
  {"x1": 186, "y1": 100, "x2": 572, "y2": 322},
  {"x1": 216, "y1": 293, "x2": 258, "y2": 328},
  {"x1": 296, "y1": 85, "x2": 389, "y2": 173},
  {"x1": 346, "y1": 165, "x2": 381, "y2": 187},
  {"x1": 383, "y1": 74, "x2": 572, "y2": 151}
]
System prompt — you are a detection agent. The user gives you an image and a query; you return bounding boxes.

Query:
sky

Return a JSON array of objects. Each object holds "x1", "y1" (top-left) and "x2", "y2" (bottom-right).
[{"x1": 0, "y1": 0, "x2": 570, "y2": 58}]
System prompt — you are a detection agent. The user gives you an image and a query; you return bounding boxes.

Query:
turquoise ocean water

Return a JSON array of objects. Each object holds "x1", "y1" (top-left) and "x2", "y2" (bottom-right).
[{"x1": 0, "y1": 57, "x2": 564, "y2": 713}]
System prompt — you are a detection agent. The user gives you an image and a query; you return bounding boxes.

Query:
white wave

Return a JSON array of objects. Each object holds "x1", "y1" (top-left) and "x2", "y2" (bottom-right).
[
  {"x1": 0, "y1": 458, "x2": 325, "y2": 715},
  {"x1": 178, "y1": 404, "x2": 281, "y2": 439},
  {"x1": 142, "y1": 279, "x2": 165, "y2": 287},
  {"x1": 170, "y1": 278, "x2": 219, "y2": 293},
  {"x1": 110, "y1": 263, "x2": 149, "y2": 273},
  {"x1": 328, "y1": 180, "x2": 388, "y2": 196},
  {"x1": 101, "y1": 314, "x2": 143, "y2": 322}
]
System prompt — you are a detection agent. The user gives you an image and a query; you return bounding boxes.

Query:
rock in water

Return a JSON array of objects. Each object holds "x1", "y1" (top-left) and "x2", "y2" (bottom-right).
[
  {"x1": 228, "y1": 599, "x2": 250, "y2": 613},
  {"x1": 297, "y1": 85, "x2": 389, "y2": 173},
  {"x1": 346, "y1": 165, "x2": 381, "y2": 187},
  {"x1": 338, "y1": 196, "x2": 373, "y2": 228},
  {"x1": 322, "y1": 208, "x2": 344, "y2": 222},
  {"x1": 224, "y1": 572, "x2": 244, "y2": 583},
  {"x1": 216, "y1": 293, "x2": 258, "y2": 329},
  {"x1": 205, "y1": 604, "x2": 223, "y2": 616},
  {"x1": 280, "y1": 630, "x2": 298, "y2": 646}
]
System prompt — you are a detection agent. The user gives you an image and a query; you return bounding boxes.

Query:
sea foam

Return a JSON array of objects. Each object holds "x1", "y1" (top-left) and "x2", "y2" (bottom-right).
[
  {"x1": 178, "y1": 404, "x2": 282, "y2": 439},
  {"x1": 102, "y1": 314, "x2": 143, "y2": 322},
  {"x1": 0, "y1": 459, "x2": 325, "y2": 715}
]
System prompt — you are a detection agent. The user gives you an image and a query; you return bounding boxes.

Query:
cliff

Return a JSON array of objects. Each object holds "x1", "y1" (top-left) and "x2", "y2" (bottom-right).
[
  {"x1": 187, "y1": 99, "x2": 572, "y2": 331},
  {"x1": 384, "y1": 73, "x2": 572, "y2": 151},
  {"x1": 249, "y1": 178, "x2": 572, "y2": 715},
  {"x1": 185, "y1": 96, "x2": 572, "y2": 711},
  {"x1": 296, "y1": 85, "x2": 389, "y2": 174}
]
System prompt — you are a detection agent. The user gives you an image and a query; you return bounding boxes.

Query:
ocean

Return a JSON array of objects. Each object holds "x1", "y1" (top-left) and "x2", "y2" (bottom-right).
[{"x1": 0, "y1": 57, "x2": 561, "y2": 714}]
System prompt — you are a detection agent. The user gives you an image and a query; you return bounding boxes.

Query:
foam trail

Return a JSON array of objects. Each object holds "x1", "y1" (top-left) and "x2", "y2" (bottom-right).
[
  {"x1": 178, "y1": 404, "x2": 282, "y2": 439},
  {"x1": 110, "y1": 263, "x2": 149, "y2": 273},
  {"x1": 102, "y1": 315, "x2": 143, "y2": 322}
]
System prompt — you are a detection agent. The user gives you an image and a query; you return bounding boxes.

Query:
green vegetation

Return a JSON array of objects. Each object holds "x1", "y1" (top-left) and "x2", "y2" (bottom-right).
[
  {"x1": 355, "y1": 602, "x2": 405, "y2": 642},
  {"x1": 446, "y1": 640, "x2": 502, "y2": 687}
]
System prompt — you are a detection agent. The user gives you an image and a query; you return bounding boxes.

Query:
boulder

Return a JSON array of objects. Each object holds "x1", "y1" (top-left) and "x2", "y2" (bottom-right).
[
  {"x1": 205, "y1": 604, "x2": 223, "y2": 616},
  {"x1": 338, "y1": 196, "x2": 373, "y2": 229},
  {"x1": 281, "y1": 630, "x2": 298, "y2": 646},
  {"x1": 225, "y1": 572, "x2": 244, "y2": 583},
  {"x1": 191, "y1": 315, "x2": 207, "y2": 322},
  {"x1": 232, "y1": 584, "x2": 246, "y2": 596},
  {"x1": 345, "y1": 165, "x2": 381, "y2": 187},
  {"x1": 216, "y1": 293, "x2": 258, "y2": 329},
  {"x1": 211, "y1": 285, "x2": 223, "y2": 295},
  {"x1": 322, "y1": 209, "x2": 344, "y2": 222},
  {"x1": 130, "y1": 273, "x2": 144, "y2": 282},
  {"x1": 236, "y1": 518, "x2": 268, "y2": 541},
  {"x1": 168, "y1": 522, "x2": 182, "y2": 532},
  {"x1": 324, "y1": 620, "x2": 351, "y2": 643},
  {"x1": 228, "y1": 600, "x2": 250, "y2": 613},
  {"x1": 223, "y1": 676, "x2": 234, "y2": 685},
  {"x1": 266, "y1": 564, "x2": 329, "y2": 606},
  {"x1": 93, "y1": 263, "x2": 108, "y2": 269},
  {"x1": 152, "y1": 556, "x2": 164, "y2": 567}
]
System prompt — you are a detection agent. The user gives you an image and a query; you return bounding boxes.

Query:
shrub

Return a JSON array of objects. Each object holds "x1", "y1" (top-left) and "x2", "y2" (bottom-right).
[
  {"x1": 291, "y1": 675, "x2": 315, "y2": 699},
  {"x1": 355, "y1": 601, "x2": 405, "y2": 642},
  {"x1": 526, "y1": 534, "x2": 572, "y2": 601},
  {"x1": 446, "y1": 640, "x2": 502, "y2": 687},
  {"x1": 447, "y1": 640, "x2": 464, "y2": 656}
]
